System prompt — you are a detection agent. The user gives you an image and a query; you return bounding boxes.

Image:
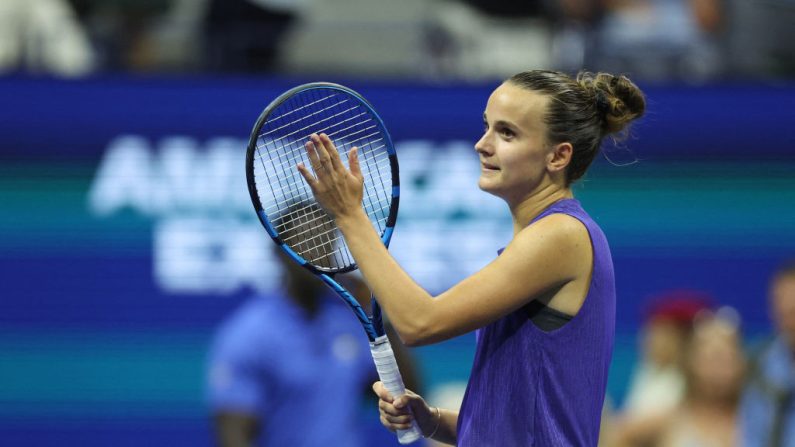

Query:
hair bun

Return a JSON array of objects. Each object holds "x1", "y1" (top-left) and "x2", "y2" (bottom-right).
[
  {"x1": 594, "y1": 90, "x2": 611, "y2": 116},
  {"x1": 577, "y1": 72, "x2": 646, "y2": 136}
]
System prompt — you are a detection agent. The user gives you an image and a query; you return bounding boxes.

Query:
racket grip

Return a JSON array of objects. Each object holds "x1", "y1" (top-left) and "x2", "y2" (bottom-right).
[{"x1": 369, "y1": 335, "x2": 423, "y2": 444}]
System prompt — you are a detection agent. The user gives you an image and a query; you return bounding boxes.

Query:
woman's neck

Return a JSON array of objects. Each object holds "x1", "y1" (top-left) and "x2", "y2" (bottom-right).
[{"x1": 510, "y1": 184, "x2": 573, "y2": 234}]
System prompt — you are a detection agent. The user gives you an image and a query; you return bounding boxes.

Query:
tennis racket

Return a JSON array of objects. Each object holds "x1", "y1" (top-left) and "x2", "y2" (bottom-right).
[{"x1": 245, "y1": 82, "x2": 423, "y2": 444}]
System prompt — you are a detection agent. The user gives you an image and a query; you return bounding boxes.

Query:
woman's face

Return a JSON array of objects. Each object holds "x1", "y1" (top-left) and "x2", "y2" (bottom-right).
[
  {"x1": 475, "y1": 82, "x2": 553, "y2": 205},
  {"x1": 687, "y1": 321, "x2": 745, "y2": 402},
  {"x1": 643, "y1": 320, "x2": 686, "y2": 368}
]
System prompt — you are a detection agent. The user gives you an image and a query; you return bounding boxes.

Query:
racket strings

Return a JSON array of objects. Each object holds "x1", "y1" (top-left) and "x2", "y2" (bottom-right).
[
  {"x1": 256, "y1": 105, "x2": 361, "y2": 149},
  {"x1": 270, "y1": 197, "x2": 387, "y2": 235},
  {"x1": 260, "y1": 101, "x2": 356, "y2": 138},
  {"x1": 262, "y1": 164, "x2": 389, "y2": 242},
  {"x1": 360, "y1": 145, "x2": 392, "y2": 229},
  {"x1": 254, "y1": 118, "x2": 379, "y2": 167},
  {"x1": 254, "y1": 114, "x2": 383, "y2": 206},
  {"x1": 262, "y1": 150, "x2": 391, "y2": 214},
  {"x1": 263, "y1": 94, "x2": 336, "y2": 127},
  {"x1": 252, "y1": 87, "x2": 393, "y2": 271},
  {"x1": 260, "y1": 138, "x2": 386, "y2": 190},
  {"x1": 269, "y1": 186, "x2": 388, "y2": 236}
]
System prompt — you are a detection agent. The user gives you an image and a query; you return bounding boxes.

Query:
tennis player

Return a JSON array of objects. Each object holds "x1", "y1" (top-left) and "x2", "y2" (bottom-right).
[{"x1": 298, "y1": 70, "x2": 646, "y2": 446}]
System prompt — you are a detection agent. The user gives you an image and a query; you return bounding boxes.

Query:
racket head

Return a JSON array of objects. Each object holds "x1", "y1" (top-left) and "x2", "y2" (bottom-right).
[{"x1": 246, "y1": 82, "x2": 399, "y2": 275}]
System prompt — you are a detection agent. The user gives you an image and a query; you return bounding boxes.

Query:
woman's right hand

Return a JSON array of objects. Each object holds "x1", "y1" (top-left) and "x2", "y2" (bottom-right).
[{"x1": 372, "y1": 381, "x2": 440, "y2": 437}]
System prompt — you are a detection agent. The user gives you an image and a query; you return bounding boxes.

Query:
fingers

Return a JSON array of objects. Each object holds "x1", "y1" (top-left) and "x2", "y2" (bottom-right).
[
  {"x1": 302, "y1": 133, "x2": 353, "y2": 184},
  {"x1": 307, "y1": 133, "x2": 343, "y2": 173},
  {"x1": 296, "y1": 162, "x2": 317, "y2": 190},
  {"x1": 380, "y1": 401, "x2": 413, "y2": 422},
  {"x1": 380, "y1": 414, "x2": 414, "y2": 431},
  {"x1": 373, "y1": 382, "x2": 408, "y2": 416},
  {"x1": 373, "y1": 381, "x2": 418, "y2": 431},
  {"x1": 349, "y1": 146, "x2": 362, "y2": 180},
  {"x1": 305, "y1": 136, "x2": 325, "y2": 174},
  {"x1": 378, "y1": 403, "x2": 414, "y2": 431},
  {"x1": 318, "y1": 133, "x2": 345, "y2": 172}
]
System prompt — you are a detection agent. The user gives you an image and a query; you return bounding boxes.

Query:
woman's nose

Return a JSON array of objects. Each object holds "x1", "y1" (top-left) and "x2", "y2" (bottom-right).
[{"x1": 475, "y1": 132, "x2": 491, "y2": 154}]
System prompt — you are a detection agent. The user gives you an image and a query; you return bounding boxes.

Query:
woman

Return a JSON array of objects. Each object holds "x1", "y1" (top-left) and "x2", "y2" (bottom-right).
[
  {"x1": 297, "y1": 70, "x2": 646, "y2": 446},
  {"x1": 657, "y1": 311, "x2": 745, "y2": 447}
]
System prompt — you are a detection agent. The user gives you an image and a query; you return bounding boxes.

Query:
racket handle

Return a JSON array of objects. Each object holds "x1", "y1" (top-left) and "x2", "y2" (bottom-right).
[{"x1": 369, "y1": 335, "x2": 423, "y2": 444}]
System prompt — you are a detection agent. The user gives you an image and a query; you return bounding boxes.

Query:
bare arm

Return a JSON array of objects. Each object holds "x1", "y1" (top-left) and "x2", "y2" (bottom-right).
[
  {"x1": 299, "y1": 133, "x2": 591, "y2": 346},
  {"x1": 335, "y1": 208, "x2": 588, "y2": 345}
]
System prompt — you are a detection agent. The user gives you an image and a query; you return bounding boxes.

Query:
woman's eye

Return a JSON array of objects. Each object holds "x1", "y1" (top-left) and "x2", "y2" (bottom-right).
[{"x1": 500, "y1": 128, "x2": 514, "y2": 138}]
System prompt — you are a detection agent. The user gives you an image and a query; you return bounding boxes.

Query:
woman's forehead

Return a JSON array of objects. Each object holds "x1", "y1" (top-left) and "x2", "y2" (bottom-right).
[{"x1": 486, "y1": 83, "x2": 549, "y2": 125}]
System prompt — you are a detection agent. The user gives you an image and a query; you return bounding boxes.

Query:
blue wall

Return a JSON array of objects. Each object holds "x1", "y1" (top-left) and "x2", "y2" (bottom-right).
[{"x1": 1, "y1": 76, "x2": 794, "y2": 446}]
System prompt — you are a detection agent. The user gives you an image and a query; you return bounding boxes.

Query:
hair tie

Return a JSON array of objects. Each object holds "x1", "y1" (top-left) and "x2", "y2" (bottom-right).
[{"x1": 595, "y1": 90, "x2": 610, "y2": 116}]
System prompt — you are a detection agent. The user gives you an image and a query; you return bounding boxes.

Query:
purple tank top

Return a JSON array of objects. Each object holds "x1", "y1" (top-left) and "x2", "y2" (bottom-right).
[{"x1": 457, "y1": 199, "x2": 616, "y2": 446}]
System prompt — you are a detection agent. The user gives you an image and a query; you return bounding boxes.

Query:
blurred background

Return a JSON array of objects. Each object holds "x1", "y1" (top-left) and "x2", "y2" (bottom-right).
[{"x1": 1, "y1": 0, "x2": 794, "y2": 446}]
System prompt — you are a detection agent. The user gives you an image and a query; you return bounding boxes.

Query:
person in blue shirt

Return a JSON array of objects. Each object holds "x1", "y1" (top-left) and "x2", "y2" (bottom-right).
[
  {"x1": 206, "y1": 250, "x2": 417, "y2": 446},
  {"x1": 740, "y1": 261, "x2": 795, "y2": 447}
]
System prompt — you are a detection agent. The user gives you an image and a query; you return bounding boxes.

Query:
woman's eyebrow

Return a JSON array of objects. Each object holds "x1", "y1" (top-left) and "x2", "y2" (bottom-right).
[
  {"x1": 484, "y1": 113, "x2": 518, "y2": 128},
  {"x1": 494, "y1": 119, "x2": 520, "y2": 131}
]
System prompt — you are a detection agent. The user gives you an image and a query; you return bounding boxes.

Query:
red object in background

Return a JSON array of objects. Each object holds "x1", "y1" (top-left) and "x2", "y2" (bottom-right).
[{"x1": 643, "y1": 289, "x2": 715, "y2": 327}]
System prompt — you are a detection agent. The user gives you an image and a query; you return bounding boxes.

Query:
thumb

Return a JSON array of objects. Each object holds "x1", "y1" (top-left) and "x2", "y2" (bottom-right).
[
  {"x1": 372, "y1": 381, "x2": 393, "y2": 403},
  {"x1": 395, "y1": 391, "x2": 424, "y2": 413},
  {"x1": 393, "y1": 395, "x2": 409, "y2": 409}
]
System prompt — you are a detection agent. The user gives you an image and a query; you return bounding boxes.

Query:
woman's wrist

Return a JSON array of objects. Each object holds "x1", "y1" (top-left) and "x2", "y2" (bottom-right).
[
  {"x1": 334, "y1": 207, "x2": 369, "y2": 233},
  {"x1": 424, "y1": 406, "x2": 442, "y2": 439}
]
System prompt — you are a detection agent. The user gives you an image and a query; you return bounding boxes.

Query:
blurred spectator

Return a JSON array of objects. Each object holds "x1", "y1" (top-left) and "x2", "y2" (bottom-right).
[
  {"x1": 724, "y1": 0, "x2": 795, "y2": 79},
  {"x1": 205, "y1": 249, "x2": 419, "y2": 447},
  {"x1": 1, "y1": 0, "x2": 789, "y2": 81},
  {"x1": 740, "y1": 261, "x2": 795, "y2": 447},
  {"x1": 426, "y1": 0, "x2": 554, "y2": 79},
  {"x1": 625, "y1": 291, "x2": 714, "y2": 416},
  {"x1": 657, "y1": 308, "x2": 745, "y2": 447},
  {"x1": 0, "y1": 0, "x2": 95, "y2": 76},
  {"x1": 594, "y1": 0, "x2": 724, "y2": 81},
  {"x1": 548, "y1": 0, "x2": 606, "y2": 73},
  {"x1": 68, "y1": 0, "x2": 176, "y2": 72},
  {"x1": 613, "y1": 290, "x2": 713, "y2": 446},
  {"x1": 203, "y1": 0, "x2": 307, "y2": 73}
]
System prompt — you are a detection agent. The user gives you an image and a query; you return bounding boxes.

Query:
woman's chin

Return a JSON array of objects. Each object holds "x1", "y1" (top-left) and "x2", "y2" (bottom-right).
[
  {"x1": 477, "y1": 178, "x2": 490, "y2": 192},
  {"x1": 478, "y1": 179, "x2": 502, "y2": 197}
]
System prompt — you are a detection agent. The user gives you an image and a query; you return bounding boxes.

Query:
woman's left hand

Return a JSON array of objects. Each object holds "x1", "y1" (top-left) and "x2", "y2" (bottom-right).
[{"x1": 297, "y1": 133, "x2": 364, "y2": 219}]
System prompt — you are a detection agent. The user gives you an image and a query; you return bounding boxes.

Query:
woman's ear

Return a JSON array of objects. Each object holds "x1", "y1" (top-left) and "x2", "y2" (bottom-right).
[{"x1": 547, "y1": 142, "x2": 573, "y2": 173}]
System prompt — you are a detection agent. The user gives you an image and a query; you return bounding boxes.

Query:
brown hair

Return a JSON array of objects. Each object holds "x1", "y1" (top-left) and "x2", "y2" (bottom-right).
[{"x1": 507, "y1": 70, "x2": 646, "y2": 185}]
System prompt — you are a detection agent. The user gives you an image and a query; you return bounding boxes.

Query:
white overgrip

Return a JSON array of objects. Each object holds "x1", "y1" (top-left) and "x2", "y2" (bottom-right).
[{"x1": 370, "y1": 335, "x2": 423, "y2": 444}]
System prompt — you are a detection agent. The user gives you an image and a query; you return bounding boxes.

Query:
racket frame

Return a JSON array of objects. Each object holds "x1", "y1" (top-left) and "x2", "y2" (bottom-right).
[
  {"x1": 245, "y1": 82, "x2": 399, "y2": 341},
  {"x1": 245, "y1": 83, "x2": 422, "y2": 444}
]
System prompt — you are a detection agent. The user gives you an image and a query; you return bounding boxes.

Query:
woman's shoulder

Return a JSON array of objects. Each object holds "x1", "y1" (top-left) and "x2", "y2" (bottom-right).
[
  {"x1": 506, "y1": 212, "x2": 592, "y2": 276},
  {"x1": 521, "y1": 211, "x2": 591, "y2": 247},
  {"x1": 532, "y1": 199, "x2": 608, "y2": 246}
]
